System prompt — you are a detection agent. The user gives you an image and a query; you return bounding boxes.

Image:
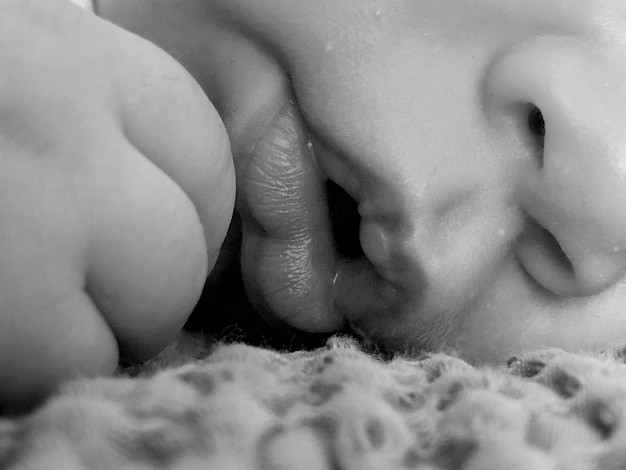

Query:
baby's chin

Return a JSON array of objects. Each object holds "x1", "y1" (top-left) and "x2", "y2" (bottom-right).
[{"x1": 351, "y1": 252, "x2": 626, "y2": 364}]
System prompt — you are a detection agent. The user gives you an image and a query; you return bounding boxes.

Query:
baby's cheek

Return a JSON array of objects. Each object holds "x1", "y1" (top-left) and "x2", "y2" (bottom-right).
[{"x1": 450, "y1": 263, "x2": 626, "y2": 364}]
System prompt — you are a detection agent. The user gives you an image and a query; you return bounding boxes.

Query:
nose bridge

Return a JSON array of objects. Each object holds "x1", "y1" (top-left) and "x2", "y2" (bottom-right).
[{"x1": 486, "y1": 36, "x2": 626, "y2": 296}]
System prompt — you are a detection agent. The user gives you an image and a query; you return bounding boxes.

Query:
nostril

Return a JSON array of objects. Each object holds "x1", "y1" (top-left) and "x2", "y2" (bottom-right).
[
  {"x1": 526, "y1": 104, "x2": 545, "y2": 168},
  {"x1": 532, "y1": 220, "x2": 573, "y2": 276},
  {"x1": 517, "y1": 218, "x2": 626, "y2": 297},
  {"x1": 326, "y1": 180, "x2": 364, "y2": 259},
  {"x1": 527, "y1": 104, "x2": 545, "y2": 140},
  {"x1": 516, "y1": 218, "x2": 577, "y2": 296}
]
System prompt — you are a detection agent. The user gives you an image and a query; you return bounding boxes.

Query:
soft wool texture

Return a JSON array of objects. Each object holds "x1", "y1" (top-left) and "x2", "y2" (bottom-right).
[{"x1": 2, "y1": 333, "x2": 626, "y2": 469}]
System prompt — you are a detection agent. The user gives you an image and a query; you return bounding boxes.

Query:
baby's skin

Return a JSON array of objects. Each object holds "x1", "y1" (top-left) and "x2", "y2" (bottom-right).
[
  {"x1": 103, "y1": 0, "x2": 626, "y2": 357},
  {"x1": 0, "y1": 0, "x2": 235, "y2": 410},
  {"x1": 3, "y1": 0, "x2": 626, "y2": 410}
]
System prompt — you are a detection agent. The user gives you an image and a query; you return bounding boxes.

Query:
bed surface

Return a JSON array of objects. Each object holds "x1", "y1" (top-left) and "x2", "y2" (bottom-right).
[{"x1": 2, "y1": 333, "x2": 626, "y2": 469}]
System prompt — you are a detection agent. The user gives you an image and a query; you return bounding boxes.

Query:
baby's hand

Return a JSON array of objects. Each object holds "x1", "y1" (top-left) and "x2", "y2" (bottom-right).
[{"x1": 0, "y1": 0, "x2": 235, "y2": 411}]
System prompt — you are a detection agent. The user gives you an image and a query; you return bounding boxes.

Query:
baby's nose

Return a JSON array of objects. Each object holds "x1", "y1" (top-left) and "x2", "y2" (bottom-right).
[{"x1": 485, "y1": 36, "x2": 626, "y2": 297}]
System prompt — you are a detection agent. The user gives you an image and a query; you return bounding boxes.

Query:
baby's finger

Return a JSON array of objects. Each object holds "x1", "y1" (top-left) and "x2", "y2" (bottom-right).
[
  {"x1": 0, "y1": 287, "x2": 117, "y2": 411},
  {"x1": 0, "y1": 135, "x2": 120, "y2": 411},
  {"x1": 111, "y1": 26, "x2": 235, "y2": 271},
  {"x1": 237, "y1": 100, "x2": 344, "y2": 332},
  {"x1": 86, "y1": 138, "x2": 208, "y2": 362}
]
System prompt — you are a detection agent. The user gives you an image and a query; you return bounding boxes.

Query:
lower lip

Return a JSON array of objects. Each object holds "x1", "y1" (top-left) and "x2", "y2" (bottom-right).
[
  {"x1": 333, "y1": 255, "x2": 402, "y2": 323},
  {"x1": 514, "y1": 230, "x2": 572, "y2": 298},
  {"x1": 310, "y1": 138, "x2": 407, "y2": 320}
]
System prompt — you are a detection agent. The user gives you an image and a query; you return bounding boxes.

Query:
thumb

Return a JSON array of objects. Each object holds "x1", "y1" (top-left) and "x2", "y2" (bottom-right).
[{"x1": 110, "y1": 21, "x2": 236, "y2": 269}]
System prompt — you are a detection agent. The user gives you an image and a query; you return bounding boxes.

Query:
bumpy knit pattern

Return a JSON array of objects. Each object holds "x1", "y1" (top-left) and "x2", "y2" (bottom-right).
[{"x1": 3, "y1": 334, "x2": 626, "y2": 469}]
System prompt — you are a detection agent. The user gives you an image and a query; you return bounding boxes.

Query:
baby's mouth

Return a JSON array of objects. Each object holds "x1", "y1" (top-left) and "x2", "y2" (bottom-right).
[
  {"x1": 237, "y1": 98, "x2": 411, "y2": 334},
  {"x1": 312, "y1": 138, "x2": 409, "y2": 325}
]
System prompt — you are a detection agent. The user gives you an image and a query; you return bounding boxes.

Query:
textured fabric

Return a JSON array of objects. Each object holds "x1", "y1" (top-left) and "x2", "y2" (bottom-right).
[{"x1": 2, "y1": 334, "x2": 626, "y2": 469}]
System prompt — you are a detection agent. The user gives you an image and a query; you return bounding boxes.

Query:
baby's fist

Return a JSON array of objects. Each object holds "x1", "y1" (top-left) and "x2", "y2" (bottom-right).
[{"x1": 0, "y1": 0, "x2": 234, "y2": 411}]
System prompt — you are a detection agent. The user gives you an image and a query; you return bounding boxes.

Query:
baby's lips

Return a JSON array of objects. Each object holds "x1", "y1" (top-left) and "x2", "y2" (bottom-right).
[
  {"x1": 333, "y1": 258, "x2": 401, "y2": 326},
  {"x1": 236, "y1": 99, "x2": 344, "y2": 332}
]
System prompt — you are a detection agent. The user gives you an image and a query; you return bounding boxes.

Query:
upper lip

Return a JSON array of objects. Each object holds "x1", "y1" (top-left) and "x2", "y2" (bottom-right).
[{"x1": 311, "y1": 137, "x2": 409, "y2": 287}]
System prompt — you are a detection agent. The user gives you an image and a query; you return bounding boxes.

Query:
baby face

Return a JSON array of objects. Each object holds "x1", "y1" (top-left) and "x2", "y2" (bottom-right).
[{"x1": 105, "y1": 0, "x2": 626, "y2": 362}]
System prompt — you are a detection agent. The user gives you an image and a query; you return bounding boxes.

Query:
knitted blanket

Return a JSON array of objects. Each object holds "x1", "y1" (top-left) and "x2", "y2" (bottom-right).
[{"x1": 2, "y1": 333, "x2": 626, "y2": 469}]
